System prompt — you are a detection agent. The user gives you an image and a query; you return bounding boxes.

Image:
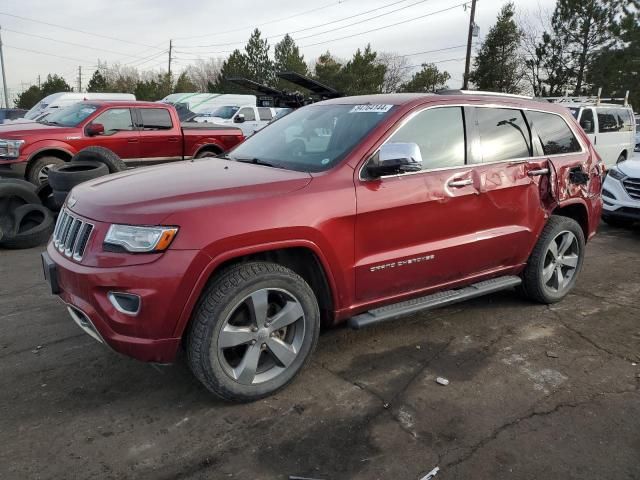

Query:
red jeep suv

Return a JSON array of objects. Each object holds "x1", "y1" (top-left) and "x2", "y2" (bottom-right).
[{"x1": 42, "y1": 92, "x2": 603, "y2": 402}]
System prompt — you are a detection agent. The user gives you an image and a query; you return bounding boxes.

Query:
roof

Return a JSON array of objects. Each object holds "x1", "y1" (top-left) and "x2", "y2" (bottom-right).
[
  {"x1": 79, "y1": 100, "x2": 169, "y2": 108},
  {"x1": 319, "y1": 93, "x2": 435, "y2": 105}
]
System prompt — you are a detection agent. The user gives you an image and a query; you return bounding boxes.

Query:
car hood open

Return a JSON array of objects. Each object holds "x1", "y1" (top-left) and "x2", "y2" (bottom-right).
[{"x1": 69, "y1": 159, "x2": 313, "y2": 225}]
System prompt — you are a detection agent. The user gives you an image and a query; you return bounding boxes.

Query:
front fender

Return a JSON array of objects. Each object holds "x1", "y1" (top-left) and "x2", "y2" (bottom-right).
[{"x1": 23, "y1": 140, "x2": 76, "y2": 162}]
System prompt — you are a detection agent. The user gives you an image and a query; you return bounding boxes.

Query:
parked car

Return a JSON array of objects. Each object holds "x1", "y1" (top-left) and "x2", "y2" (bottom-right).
[
  {"x1": 0, "y1": 101, "x2": 244, "y2": 184},
  {"x1": 42, "y1": 92, "x2": 603, "y2": 402},
  {"x1": 0, "y1": 108, "x2": 27, "y2": 124},
  {"x1": 567, "y1": 103, "x2": 635, "y2": 168},
  {"x1": 602, "y1": 155, "x2": 640, "y2": 227},
  {"x1": 14, "y1": 92, "x2": 136, "y2": 124},
  {"x1": 161, "y1": 93, "x2": 257, "y2": 115},
  {"x1": 193, "y1": 105, "x2": 276, "y2": 137}
]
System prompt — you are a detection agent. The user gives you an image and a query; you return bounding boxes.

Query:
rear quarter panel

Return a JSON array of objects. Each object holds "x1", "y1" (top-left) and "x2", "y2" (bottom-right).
[{"x1": 182, "y1": 127, "x2": 244, "y2": 156}]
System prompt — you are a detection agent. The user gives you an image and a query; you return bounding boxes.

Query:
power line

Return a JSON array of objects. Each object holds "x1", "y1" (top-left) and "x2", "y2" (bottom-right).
[
  {"x1": 0, "y1": 11, "x2": 165, "y2": 50},
  {"x1": 397, "y1": 44, "x2": 467, "y2": 58},
  {"x1": 3, "y1": 44, "x2": 97, "y2": 65},
  {"x1": 399, "y1": 57, "x2": 467, "y2": 70},
  {"x1": 173, "y1": 0, "x2": 347, "y2": 40}
]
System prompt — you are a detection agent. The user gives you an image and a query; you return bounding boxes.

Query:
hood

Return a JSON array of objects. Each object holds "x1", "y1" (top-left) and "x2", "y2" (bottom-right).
[
  {"x1": 0, "y1": 122, "x2": 77, "y2": 138},
  {"x1": 69, "y1": 159, "x2": 313, "y2": 224},
  {"x1": 618, "y1": 157, "x2": 640, "y2": 178}
]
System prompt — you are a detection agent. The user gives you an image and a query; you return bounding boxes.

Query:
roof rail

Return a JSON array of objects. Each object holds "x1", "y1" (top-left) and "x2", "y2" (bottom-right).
[
  {"x1": 437, "y1": 89, "x2": 533, "y2": 100},
  {"x1": 539, "y1": 88, "x2": 629, "y2": 107}
]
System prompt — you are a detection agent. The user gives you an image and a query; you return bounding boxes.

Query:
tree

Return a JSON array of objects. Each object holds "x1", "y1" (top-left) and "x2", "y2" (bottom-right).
[
  {"x1": 185, "y1": 58, "x2": 224, "y2": 92},
  {"x1": 340, "y1": 44, "x2": 386, "y2": 95},
  {"x1": 377, "y1": 52, "x2": 410, "y2": 93},
  {"x1": 86, "y1": 70, "x2": 108, "y2": 92},
  {"x1": 400, "y1": 63, "x2": 450, "y2": 92},
  {"x1": 212, "y1": 49, "x2": 251, "y2": 93},
  {"x1": 41, "y1": 74, "x2": 71, "y2": 97},
  {"x1": 244, "y1": 28, "x2": 274, "y2": 86},
  {"x1": 552, "y1": 0, "x2": 621, "y2": 94},
  {"x1": 15, "y1": 85, "x2": 43, "y2": 109},
  {"x1": 470, "y1": 2, "x2": 524, "y2": 93},
  {"x1": 173, "y1": 72, "x2": 197, "y2": 93},
  {"x1": 313, "y1": 51, "x2": 343, "y2": 91},
  {"x1": 274, "y1": 34, "x2": 308, "y2": 90}
]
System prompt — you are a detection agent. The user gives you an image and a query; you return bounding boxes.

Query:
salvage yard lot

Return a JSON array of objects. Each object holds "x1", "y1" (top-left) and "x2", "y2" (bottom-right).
[{"x1": 1, "y1": 223, "x2": 639, "y2": 480}]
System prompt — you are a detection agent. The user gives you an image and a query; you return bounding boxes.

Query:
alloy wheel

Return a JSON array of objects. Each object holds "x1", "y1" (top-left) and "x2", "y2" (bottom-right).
[{"x1": 542, "y1": 230, "x2": 580, "y2": 293}]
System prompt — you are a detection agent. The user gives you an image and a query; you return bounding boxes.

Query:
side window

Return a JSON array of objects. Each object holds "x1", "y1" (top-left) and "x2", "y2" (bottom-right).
[
  {"x1": 474, "y1": 108, "x2": 531, "y2": 163},
  {"x1": 621, "y1": 109, "x2": 634, "y2": 132},
  {"x1": 526, "y1": 111, "x2": 581, "y2": 155},
  {"x1": 239, "y1": 107, "x2": 256, "y2": 121},
  {"x1": 91, "y1": 108, "x2": 134, "y2": 135},
  {"x1": 597, "y1": 108, "x2": 624, "y2": 133},
  {"x1": 257, "y1": 107, "x2": 273, "y2": 121},
  {"x1": 138, "y1": 108, "x2": 173, "y2": 130},
  {"x1": 579, "y1": 108, "x2": 594, "y2": 134},
  {"x1": 386, "y1": 107, "x2": 465, "y2": 170}
]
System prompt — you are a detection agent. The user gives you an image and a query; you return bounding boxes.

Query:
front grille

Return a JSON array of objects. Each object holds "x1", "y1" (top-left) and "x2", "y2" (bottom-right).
[
  {"x1": 52, "y1": 209, "x2": 94, "y2": 261},
  {"x1": 623, "y1": 177, "x2": 640, "y2": 200}
]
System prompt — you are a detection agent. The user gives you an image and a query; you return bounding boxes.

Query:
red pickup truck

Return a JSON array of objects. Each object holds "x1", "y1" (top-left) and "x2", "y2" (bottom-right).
[
  {"x1": 0, "y1": 101, "x2": 243, "y2": 184},
  {"x1": 42, "y1": 92, "x2": 603, "y2": 402}
]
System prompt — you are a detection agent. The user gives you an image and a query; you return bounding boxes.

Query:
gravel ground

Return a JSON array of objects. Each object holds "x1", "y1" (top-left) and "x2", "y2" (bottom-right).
[{"x1": 1, "y1": 222, "x2": 639, "y2": 480}]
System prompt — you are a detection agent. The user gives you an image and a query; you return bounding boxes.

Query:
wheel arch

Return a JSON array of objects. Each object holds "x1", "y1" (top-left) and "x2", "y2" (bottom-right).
[
  {"x1": 175, "y1": 242, "x2": 338, "y2": 339},
  {"x1": 26, "y1": 147, "x2": 73, "y2": 177},
  {"x1": 552, "y1": 200, "x2": 589, "y2": 240},
  {"x1": 193, "y1": 143, "x2": 224, "y2": 158}
]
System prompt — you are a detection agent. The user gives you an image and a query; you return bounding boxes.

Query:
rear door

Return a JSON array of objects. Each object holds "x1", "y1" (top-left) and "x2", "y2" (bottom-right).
[
  {"x1": 135, "y1": 107, "x2": 182, "y2": 161},
  {"x1": 85, "y1": 107, "x2": 139, "y2": 159}
]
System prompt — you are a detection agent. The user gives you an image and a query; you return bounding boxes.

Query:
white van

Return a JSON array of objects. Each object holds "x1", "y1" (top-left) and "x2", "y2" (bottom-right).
[
  {"x1": 160, "y1": 93, "x2": 256, "y2": 114},
  {"x1": 193, "y1": 105, "x2": 276, "y2": 137},
  {"x1": 567, "y1": 103, "x2": 635, "y2": 167},
  {"x1": 20, "y1": 92, "x2": 136, "y2": 123}
]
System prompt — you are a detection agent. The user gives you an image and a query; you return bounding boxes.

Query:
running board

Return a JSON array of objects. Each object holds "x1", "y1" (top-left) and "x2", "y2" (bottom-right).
[{"x1": 348, "y1": 276, "x2": 522, "y2": 329}]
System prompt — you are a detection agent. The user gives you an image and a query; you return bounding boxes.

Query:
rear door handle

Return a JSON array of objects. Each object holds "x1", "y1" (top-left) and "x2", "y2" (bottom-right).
[
  {"x1": 527, "y1": 168, "x2": 549, "y2": 177},
  {"x1": 127, "y1": 138, "x2": 138, "y2": 143},
  {"x1": 447, "y1": 178, "x2": 473, "y2": 187}
]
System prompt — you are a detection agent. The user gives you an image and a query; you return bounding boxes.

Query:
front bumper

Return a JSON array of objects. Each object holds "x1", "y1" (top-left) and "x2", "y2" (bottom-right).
[
  {"x1": 602, "y1": 174, "x2": 640, "y2": 220},
  {"x1": 44, "y1": 241, "x2": 209, "y2": 363}
]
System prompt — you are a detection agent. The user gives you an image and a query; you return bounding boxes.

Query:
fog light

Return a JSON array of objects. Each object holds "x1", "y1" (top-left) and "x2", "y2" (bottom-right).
[{"x1": 108, "y1": 292, "x2": 141, "y2": 316}]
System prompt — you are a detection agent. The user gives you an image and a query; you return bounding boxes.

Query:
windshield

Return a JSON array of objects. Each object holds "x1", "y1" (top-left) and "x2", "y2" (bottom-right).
[
  {"x1": 227, "y1": 103, "x2": 396, "y2": 172},
  {"x1": 40, "y1": 103, "x2": 98, "y2": 127},
  {"x1": 24, "y1": 101, "x2": 49, "y2": 120},
  {"x1": 209, "y1": 106, "x2": 240, "y2": 119}
]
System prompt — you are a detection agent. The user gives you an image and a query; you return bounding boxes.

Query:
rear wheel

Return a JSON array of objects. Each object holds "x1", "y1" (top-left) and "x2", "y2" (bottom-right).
[
  {"x1": 520, "y1": 215, "x2": 585, "y2": 304},
  {"x1": 195, "y1": 149, "x2": 221, "y2": 159},
  {"x1": 27, "y1": 156, "x2": 65, "y2": 186},
  {"x1": 187, "y1": 262, "x2": 320, "y2": 402}
]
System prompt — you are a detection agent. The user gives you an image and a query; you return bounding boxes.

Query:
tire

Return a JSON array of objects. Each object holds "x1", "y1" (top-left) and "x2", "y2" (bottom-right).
[
  {"x1": 0, "y1": 178, "x2": 37, "y2": 192},
  {"x1": 519, "y1": 215, "x2": 585, "y2": 304},
  {"x1": 0, "y1": 182, "x2": 41, "y2": 231},
  {"x1": 195, "y1": 149, "x2": 221, "y2": 159},
  {"x1": 602, "y1": 215, "x2": 634, "y2": 228},
  {"x1": 71, "y1": 146, "x2": 126, "y2": 173},
  {"x1": 0, "y1": 204, "x2": 54, "y2": 249},
  {"x1": 27, "y1": 156, "x2": 66, "y2": 186},
  {"x1": 52, "y1": 190, "x2": 69, "y2": 208},
  {"x1": 187, "y1": 261, "x2": 320, "y2": 402},
  {"x1": 47, "y1": 161, "x2": 109, "y2": 192}
]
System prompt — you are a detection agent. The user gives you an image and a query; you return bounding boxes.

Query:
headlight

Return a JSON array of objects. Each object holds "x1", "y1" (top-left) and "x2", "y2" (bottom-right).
[
  {"x1": 0, "y1": 139, "x2": 25, "y2": 158},
  {"x1": 104, "y1": 225, "x2": 178, "y2": 253},
  {"x1": 607, "y1": 167, "x2": 626, "y2": 181}
]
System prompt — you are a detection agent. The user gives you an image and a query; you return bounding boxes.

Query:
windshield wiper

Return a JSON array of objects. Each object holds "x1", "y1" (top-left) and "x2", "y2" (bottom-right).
[{"x1": 234, "y1": 157, "x2": 280, "y2": 168}]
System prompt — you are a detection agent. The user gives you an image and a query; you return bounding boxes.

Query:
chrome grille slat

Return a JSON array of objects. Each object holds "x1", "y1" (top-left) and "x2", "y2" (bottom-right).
[
  {"x1": 52, "y1": 208, "x2": 94, "y2": 261},
  {"x1": 623, "y1": 177, "x2": 640, "y2": 200}
]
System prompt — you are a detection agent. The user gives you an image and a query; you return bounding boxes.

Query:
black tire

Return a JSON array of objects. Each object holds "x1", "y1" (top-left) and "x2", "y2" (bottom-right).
[
  {"x1": 0, "y1": 182, "x2": 42, "y2": 233},
  {"x1": 519, "y1": 215, "x2": 585, "y2": 304},
  {"x1": 47, "y1": 161, "x2": 109, "y2": 192},
  {"x1": 602, "y1": 215, "x2": 634, "y2": 228},
  {"x1": 71, "y1": 146, "x2": 126, "y2": 173},
  {"x1": 195, "y1": 149, "x2": 221, "y2": 159},
  {"x1": 0, "y1": 204, "x2": 54, "y2": 249},
  {"x1": 0, "y1": 178, "x2": 37, "y2": 192},
  {"x1": 27, "y1": 156, "x2": 66, "y2": 186},
  {"x1": 187, "y1": 261, "x2": 320, "y2": 402},
  {"x1": 52, "y1": 190, "x2": 69, "y2": 208}
]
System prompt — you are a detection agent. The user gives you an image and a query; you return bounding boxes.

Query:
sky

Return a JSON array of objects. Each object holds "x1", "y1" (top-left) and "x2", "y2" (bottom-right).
[{"x1": 0, "y1": 0, "x2": 556, "y2": 103}]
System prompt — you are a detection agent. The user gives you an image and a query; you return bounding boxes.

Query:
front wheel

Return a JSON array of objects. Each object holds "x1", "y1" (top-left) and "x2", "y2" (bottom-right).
[
  {"x1": 187, "y1": 262, "x2": 320, "y2": 402},
  {"x1": 520, "y1": 215, "x2": 585, "y2": 304},
  {"x1": 27, "y1": 156, "x2": 65, "y2": 186}
]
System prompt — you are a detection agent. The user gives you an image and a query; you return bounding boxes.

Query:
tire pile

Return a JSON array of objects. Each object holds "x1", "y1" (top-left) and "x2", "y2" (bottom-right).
[{"x1": 0, "y1": 146, "x2": 126, "y2": 250}]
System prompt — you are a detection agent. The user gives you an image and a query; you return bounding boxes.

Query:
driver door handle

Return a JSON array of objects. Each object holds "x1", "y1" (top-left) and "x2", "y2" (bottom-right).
[
  {"x1": 448, "y1": 178, "x2": 473, "y2": 188},
  {"x1": 527, "y1": 168, "x2": 549, "y2": 177}
]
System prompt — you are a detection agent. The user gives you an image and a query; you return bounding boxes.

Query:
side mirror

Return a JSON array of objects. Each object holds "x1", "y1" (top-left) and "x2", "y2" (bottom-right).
[
  {"x1": 367, "y1": 142, "x2": 423, "y2": 178},
  {"x1": 86, "y1": 123, "x2": 105, "y2": 136},
  {"x1": 581, "y1": 120, "x2": 593, "y2": 133},
  {"x1": 234, "y1": 114, "x2": 245, "y2": 124}
]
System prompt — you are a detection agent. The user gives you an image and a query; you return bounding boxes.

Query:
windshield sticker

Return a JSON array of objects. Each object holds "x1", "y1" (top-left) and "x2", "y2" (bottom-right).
[{"x1": 349, "y1": 104, "x2": 393, "y2": 114}]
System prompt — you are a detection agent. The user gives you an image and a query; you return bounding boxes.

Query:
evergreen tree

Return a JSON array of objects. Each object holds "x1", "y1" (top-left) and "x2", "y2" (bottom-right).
[
  {"x1": 400, "y1": 64, "x2": 450, "y2": 92},
  {"x1": 274, "y1": 34, "x2": 308, "y2": 90},
  {"x1": 41, "y1": 74, "x2": 72, "y2": 97},
  {"x1": 244, "y1": 28, "x2": 275, "y2": 86},
  {"x1": 15, "y1": 85, "x2": 43, "y2": 109},
  {"x1": 313, "y1": 51, "x2": 343, "y2": 91},
  {"x1": 87, "y1": 70, "x2": 108, "y2": 92},
  {"x1": 173, "y1": 72, "x2": 197, "y2": 93},
  {"x1": 469, "y1": 2, "x2": 523, "y2": 93},
  {"x1": 340, "y1": 44, "x2": 386, "y2": 95},
  {"x1": 212, "y1": 49, "x2": 251, "y2": 93},
  {"x1": 536, "y1": 31, "x2": 575, "y2": 96}
]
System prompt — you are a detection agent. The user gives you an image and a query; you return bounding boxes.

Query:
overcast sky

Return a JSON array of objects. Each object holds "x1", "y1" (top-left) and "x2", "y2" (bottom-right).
[{"x1": 0, "y1": 0, "x2": 555, "y2": 101}]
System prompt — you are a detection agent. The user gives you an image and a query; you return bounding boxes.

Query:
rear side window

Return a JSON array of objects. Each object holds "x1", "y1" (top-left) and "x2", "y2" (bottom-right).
[
  {"x1": 239, "y1": 107, "x2": 256, "y2": 121},
  {"x1": 475, "y1": 107, "x2": 531, "y2": 163},
  {"x1": 138, "y1": 108, "x2": 173, "y2": 130},
  {"x1": 579, "y1": 108, "x2": 594, "y2": 134},
  {"x1": 526, "y1": 111, "x2": 581, "y2": 155},
  {"x1": 597, "y1": 108, "x2": 630, "y2": 133},
  {"x1": 258, "y1": 107, "x2": 273, "y2": 121},
  {"x1": 387, "y1": 106, "x2": 465, "y2": 170}
]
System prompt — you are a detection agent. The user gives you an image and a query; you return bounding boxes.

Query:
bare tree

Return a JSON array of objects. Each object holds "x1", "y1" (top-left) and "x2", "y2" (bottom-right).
[
  {"x1": 185, "y1": 58, "x2": 225, "y2": 92},
  {"x1": 377, "y1": 52, "x2": 410, "y2": 93},
  {"x1": 518, "y1": 5, "x2": 551, "y2": 96}
]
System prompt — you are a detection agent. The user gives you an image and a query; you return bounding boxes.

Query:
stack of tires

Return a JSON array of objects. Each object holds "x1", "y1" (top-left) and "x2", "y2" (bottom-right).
[{"x1": 0, "y1": 147, "x2": 125, "y2": 250}]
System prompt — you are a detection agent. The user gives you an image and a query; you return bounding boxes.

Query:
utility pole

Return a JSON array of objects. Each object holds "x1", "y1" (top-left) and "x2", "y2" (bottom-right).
[
  {"x1": 168, "y1": 39, "x2": 172, "y2": 83},
  {"x1": 462, "y1": 0, "x2": 477, "y2": 90},
  {"x1": 37, "y1": 74, "x2": 41, "y2": 89},
  {"x1": 0, "y1": 25, "x2": 9, "y2": 108},
  {"x1": 77, "y1": 65, "x2": 82, "y2": 93}
]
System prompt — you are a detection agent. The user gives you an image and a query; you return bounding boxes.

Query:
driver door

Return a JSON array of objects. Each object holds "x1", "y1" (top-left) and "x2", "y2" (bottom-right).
[{"x1": 85, "y1": 108, "x2": 140, "y2": 159}]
